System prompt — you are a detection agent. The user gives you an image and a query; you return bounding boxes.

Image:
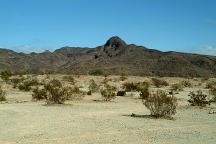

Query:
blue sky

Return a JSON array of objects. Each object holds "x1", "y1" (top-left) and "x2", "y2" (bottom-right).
[{"x1": 0, "y1": 0, "x2": 216, "y2": 55}]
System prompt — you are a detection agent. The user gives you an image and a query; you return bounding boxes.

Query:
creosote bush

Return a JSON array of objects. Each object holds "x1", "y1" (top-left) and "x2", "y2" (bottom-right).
[
  {"x1": 117, "y1": 91, "x2": 126, "y2": 96},
  {"x1": 151, "y1": 78, "x2": 169, "y2": 88},
  {"x1": 188, "y1": 90, "x2": 210, "y2": 107},
  {"x1": 10, "y1": 77, "x2": 25, "y2": 88},
  {"x1": 44, "y1": 79, "x2": 66, "y2": 104},
  {"x1": 0, "y1": 86, "x2": 6, "y2": 101},
  {"x1": 88, "y1": 79, "x2": 99, "y2": 93},
  {"x1": 143, "y1": 90, "x2": 177, "y2": 118},
  {"x1": 100, "y1": 84, "x2": 116, "y2": 101}
]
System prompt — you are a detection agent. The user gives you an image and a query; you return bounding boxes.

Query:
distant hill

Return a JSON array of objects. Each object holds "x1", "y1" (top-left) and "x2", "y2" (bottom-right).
[{"x1": 1, "y1": 36, "x2": 216, "y2": 77}]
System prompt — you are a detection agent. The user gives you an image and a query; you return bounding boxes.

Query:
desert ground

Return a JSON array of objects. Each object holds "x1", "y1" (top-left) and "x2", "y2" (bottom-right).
[{"x1": 0, "y1": 75, "x2": 216, "y2": 144}]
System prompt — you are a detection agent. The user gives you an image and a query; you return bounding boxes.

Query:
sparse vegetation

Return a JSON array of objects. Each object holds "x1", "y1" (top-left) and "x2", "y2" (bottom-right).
[
  {"x1": 101, "y1": 84, "x2": 116, "y2": 101},
  {"x1": 123, "y1": 81, "x2": 150, "y2": 92},
  {"x1": 143, "y1": 90, "x2": 177, "y2": 118},
  {"x1": 151, "y1": 78, "x2": 169, "y2": 88},
  {"x1": 188, "y1": 90, "x2": 210, "y2": 107},
  {"x1": 0, "y1": 86, "x2": 6, "y2": 101}
]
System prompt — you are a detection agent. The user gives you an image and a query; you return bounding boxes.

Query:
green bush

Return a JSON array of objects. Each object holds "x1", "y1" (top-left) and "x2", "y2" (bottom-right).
[
  {"x1": 143, "y1": 90, "x2": 177, "y2": 118},
  {"x1": 100, "y1": 84, "x2": 116, "y2": 101},
  {"x1": 151, "y1": 78, "x2": 169, "y2": 88},
  {"x1": 89, "y1": 69, "x2": 104, "y2": 76},
  {"x1": 0, "y1": 86, "x2": 6, "y2": 101},
  {"x1": 188, "y1": 90, "x2": 210, "y2": 107},
  {"x1": 88, "y1": 79, "x2": 99, "y2": 93}
]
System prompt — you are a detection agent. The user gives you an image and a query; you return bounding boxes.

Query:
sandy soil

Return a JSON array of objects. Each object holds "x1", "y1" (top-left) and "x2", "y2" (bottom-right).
[{"x1": 0, "y1": 75, "x2": 216, "y2": 144}]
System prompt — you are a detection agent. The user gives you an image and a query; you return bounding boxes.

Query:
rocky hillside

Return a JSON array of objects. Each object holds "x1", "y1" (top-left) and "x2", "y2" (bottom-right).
[{"x1": 1, "y1": 36, "x2": 216, "y2": 77}]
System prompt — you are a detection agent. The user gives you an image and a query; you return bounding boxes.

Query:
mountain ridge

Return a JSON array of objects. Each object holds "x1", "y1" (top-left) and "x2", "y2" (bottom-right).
[{"x1": 0, "y1": 36, "x2": 216, "y2": 77}]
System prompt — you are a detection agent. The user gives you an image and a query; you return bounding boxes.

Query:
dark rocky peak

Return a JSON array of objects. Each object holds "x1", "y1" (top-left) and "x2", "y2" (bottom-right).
[{"x1": 104, "y1": 36, "x2": 127, "y2": 48}]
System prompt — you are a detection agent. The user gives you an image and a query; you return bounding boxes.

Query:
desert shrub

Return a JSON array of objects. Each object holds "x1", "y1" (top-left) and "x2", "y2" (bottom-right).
[
  {"x1": 100, "y1": 84, "x2": 116, "y2": 101},
  {"x1": 139, "y1": 85, "x2": 150, "y2": 100},
  {"x1": 188, "y1": 90, "x2": 210, "y2": 107},
  {"x1": 0, "y1": 86, "x2": 6, "y2": 101},
  {"x1": 44, "y1": 79, "x2": 66, "y2": 104},
  {"x1": 180, "y1": 80, "x2": 192, "y2": 87},
  {"x1": 18, "y1": 78, "x2": 39, "y2": 91},
  {"x1": 10, "y1": 77, "x2": 25, "y2": 88},
  {"x1": 117, "y1": 91, "x2": 126, "y2": 96},
  {"x1": 89, "y1": 69, "x2": 104, "y2": 76},
  {"x1": 63, "y1": 75, "x2": 75, "y2": 85},
  {"x1": 88, "y1": 79, "x2": 99, "y2": 93},
  {"x1": 206, "y1": 81, "x2": 216, "y2": 89},
  {"x1": 64, "y1": 86, "x2": 85, "y2": 100},
  {"x1": 170, "y1": 83, "x2": 183, "y2": 92},
  {"x1": 122, "y1": 82, "x2": 138, "y2": 92},
  {"x1": 123, "y1": 81, "x2": 150, "y2": 92},
  {"x1": 151, "y1": 78, "x2": 169, "y2": 88},
  {"x1": 32, "y1": 87, "x2": 48, "y2": 100},
  {"x1": 143, "y1": 90, "x2": 177, "y2": 118},
  {"x1": 209, "y1": 87, "x2": 216, "y2": 102},
  {"x1": 0, "y1": 70, "x2": 12, "y2": 82}
]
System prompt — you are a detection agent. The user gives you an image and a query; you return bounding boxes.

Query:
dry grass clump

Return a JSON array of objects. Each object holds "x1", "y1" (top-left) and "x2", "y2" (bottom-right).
[
  {"x1": 100, "y1": 84, "x2": 117, "y2": 101},
  {"x1": 188, "y1": 90, "x2": 210, "y2": 107},
  {"x1": 151, "y1": 78, "x2": 169, "y2": 88},
  {"x1": 142, "y1": 90, "x2": 177, "y2": 118},
  {"x1": 0, "y1": 86, "x2": 6, "y2": 101}
]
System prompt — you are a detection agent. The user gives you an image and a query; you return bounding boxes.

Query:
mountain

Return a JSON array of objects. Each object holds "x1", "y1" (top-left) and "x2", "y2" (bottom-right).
[{"x1": 1, "y1": 36, "x2": 216, "y2": 77}]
